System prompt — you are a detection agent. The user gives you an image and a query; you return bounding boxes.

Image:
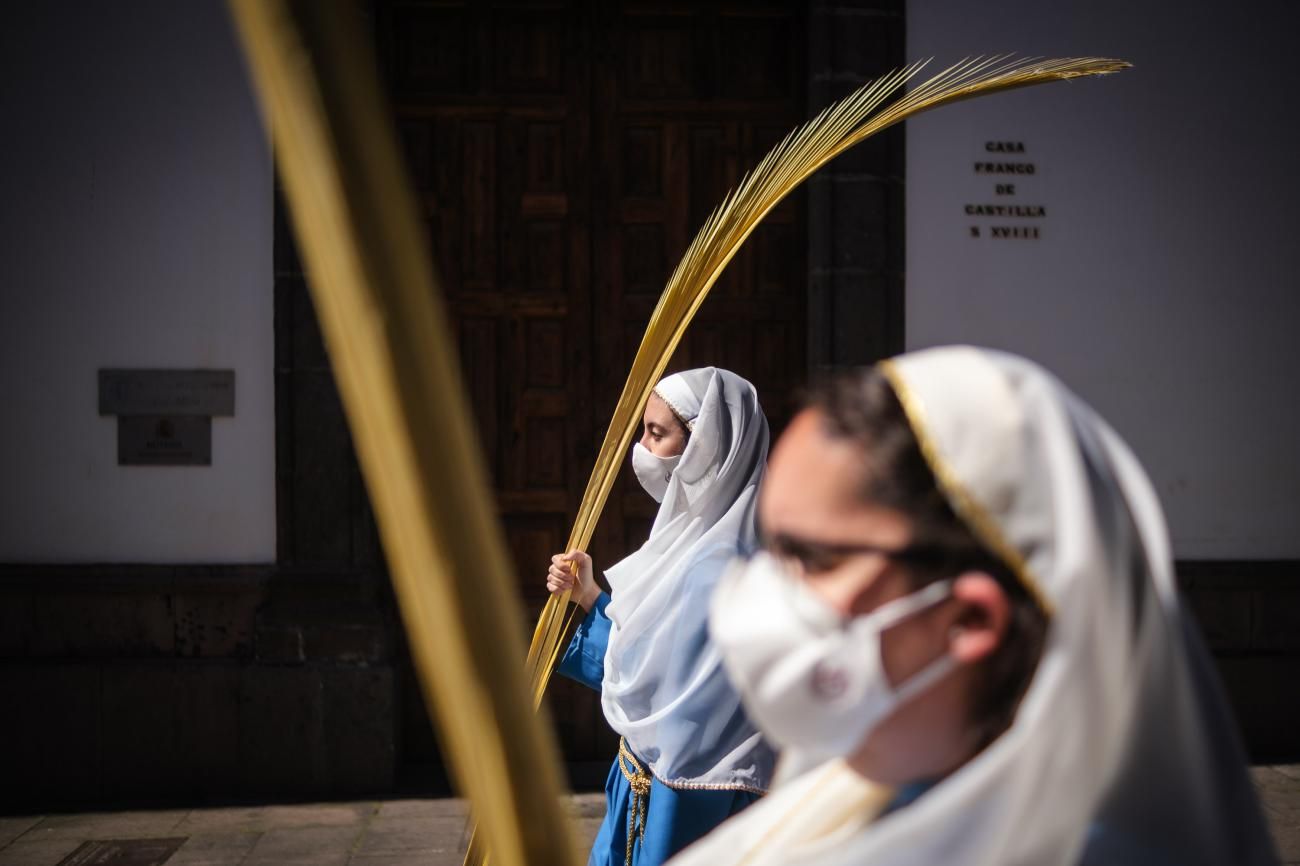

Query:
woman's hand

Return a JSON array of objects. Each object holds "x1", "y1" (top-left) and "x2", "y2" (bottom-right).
[{"x1": 547, "y1": 549, "x2": 600, "y2": 612}]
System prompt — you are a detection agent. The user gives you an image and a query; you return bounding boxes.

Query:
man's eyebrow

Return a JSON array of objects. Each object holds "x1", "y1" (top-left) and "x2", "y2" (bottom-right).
[
  {"x1": 764, "y1": 531, "x2": 837, "y2": 555},
  {"x1": 763, "y1": 530, "x2": 944, "y2": 564}
]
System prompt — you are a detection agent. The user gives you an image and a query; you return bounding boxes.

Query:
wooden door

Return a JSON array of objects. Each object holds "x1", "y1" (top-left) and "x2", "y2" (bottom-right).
[
  {"x1": 588, "y1": 1, "x2": 807, "y2": 568},
  {"x1": 376, "y1": 0, "x2": 805, "y2": 781},
  {"x1": 378, "y1": 0, "x2": 598, "y2": 779}
]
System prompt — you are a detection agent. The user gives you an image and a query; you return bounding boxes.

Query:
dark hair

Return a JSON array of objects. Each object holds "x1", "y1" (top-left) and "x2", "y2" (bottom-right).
[{"x1": 806, "y1": 368, "x2": 1048, "y2": 752}]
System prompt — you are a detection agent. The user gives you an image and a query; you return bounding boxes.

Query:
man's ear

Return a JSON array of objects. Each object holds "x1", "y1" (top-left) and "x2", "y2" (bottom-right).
[{"x1": 947, "y1": 572, "x2": 1010, "y2": 663}]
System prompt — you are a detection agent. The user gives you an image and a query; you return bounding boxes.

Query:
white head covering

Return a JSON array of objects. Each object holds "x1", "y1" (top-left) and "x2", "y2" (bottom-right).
[
  {"x1": 654, "y1": 373, "x2": 703, "y2": 431},
  {"x1": 671, "y1": 346, "x2": 1277, "y2": 865},
  {"x1": 602, "y1": 367, "x2": 774, "y2": 790}
]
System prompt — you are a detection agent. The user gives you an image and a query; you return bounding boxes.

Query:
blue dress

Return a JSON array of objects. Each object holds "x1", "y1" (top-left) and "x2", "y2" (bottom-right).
[{"x1": 559, "y1": 592, "x2": 761, "y2": 866}]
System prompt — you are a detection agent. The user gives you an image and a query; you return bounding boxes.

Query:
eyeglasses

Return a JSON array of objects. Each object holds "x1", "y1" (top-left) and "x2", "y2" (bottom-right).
[{"x1": 760, "y1": 531, "x2": 950, "y2": 576}]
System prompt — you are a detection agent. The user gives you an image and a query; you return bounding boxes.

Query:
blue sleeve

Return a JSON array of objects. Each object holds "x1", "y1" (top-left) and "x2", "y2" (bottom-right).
[{"x1": 557, "y1": 592, "x2": 612, "y2": 692}]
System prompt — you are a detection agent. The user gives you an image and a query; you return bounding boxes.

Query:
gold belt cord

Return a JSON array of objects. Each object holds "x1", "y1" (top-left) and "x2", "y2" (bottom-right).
[{"x1": 617, "y1": 738, "x2": 652, "y2": 866}]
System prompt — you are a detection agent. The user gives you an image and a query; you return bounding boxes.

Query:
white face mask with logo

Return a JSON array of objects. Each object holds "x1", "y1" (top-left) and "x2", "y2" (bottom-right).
[
  {"x1": 631, "y1": 441, "x2": 681, "y2": 503},
  {"x1": 709, "y1": 551, "x2": 957, "y2": 761}
]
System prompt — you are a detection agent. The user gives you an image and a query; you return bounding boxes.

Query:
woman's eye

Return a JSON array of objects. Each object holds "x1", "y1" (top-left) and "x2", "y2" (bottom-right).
[
  {"x1": 765, "y1": 538, "x2": 842, "y2": 575},
  {"x1": 799, "y1": 551, "x2": 845, "y2": 575}
]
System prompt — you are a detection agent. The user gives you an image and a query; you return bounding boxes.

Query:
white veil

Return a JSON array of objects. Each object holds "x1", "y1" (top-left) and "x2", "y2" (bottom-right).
[
  {"x1": 602, "y1": 367, "x2": 774, "y2": 790},
  {"x1": 670, "y1": 346, "x2": 1277, "y2": 864}
]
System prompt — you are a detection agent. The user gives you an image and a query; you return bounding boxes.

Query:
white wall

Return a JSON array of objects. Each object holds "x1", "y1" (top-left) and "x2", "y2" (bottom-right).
[
  {"x1": 906, "y1": 1, "x2": 1300, "y2": 559},
  {"x1": 0, "y1": 1, "x2": 275, "y2": 563}
]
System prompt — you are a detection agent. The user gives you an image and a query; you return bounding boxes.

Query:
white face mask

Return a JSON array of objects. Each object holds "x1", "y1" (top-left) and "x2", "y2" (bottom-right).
[
  {"x1": 631, "y1": 441, "x2": 681, "y2": 503},
  {"x1": 709, "y1": 551, "x2": 957, "y2": 761}
]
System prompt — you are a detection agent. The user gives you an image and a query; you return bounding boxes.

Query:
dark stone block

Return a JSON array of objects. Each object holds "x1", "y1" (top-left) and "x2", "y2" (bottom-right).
[
  {"x1": 173, "y1": 581, "x2": 261, "y2": 659},
  {"x1": 394, "y1": 654, "x2": 457, "y2": 794},
  {"x1": 828, "y1": 123, "x2": 903, "y2": 179},
  {"x1": 1253, "y1": 589, "x2": 1300, "y2": 652},
  {"x1": 1184, "y1": 587, "x2": 1253, "y2": 652},
  {"x1": 0, "y1": 585, "x2": 33, "y2": 655},
  {"x1": 264, "y1": 571, "x2": 374, "y2": 607},
  {"x1": 830, "y1": 270, "x2": 896, "y2": 365},
  {"x1": 807, "y1": 2, "x2": 833, "y2": 79},
  {"x1": 831, "y1": 177, "x2": 890, "y2": 271},
  {"x1": 101, "y1": 664, "x2": 181, "y2": 799},
  {"x1": 884, "y1": 175, "x2": 905, "y2": 270},
  {"x1": 32, "y1": 586, "x2": 174, "y2": 658},
  {"x1": 275, "y1": 279, "x2": 293, "y2": 371},
  {"x1": 276, "y1": 369, "x2": 297, "y2": 562},
  {"x1": 290, "y1": 279, "x2": 330, "y2": 372},
  {"x1": 805, "y1": 271, "x2": 833, "y2": 369},
  {"x1": 323, "y1": 667, "x2": 396, "y2": 792},
  {"x1": 290, "y1": 371, "x2": 355, "y2": 566},
  {"x1": 303, "y1": 623, "x2": 387, "y2": 665},
  {"x1": 806, "y1": 180, "x2": 834, "y2": 271},
  {"x1": 0, "y1": 665, "x2": 41, "y2": 809},
  {"x1": 257, "y1": 580, "x2": 388, "y2": 664},
  {"x1": 8, "y1": 664, "x2": 103, "y2": 806},
  {"x1": 238, "y1": 666, "x2": 327, "y2": 797},
  {"x1": 174, "y1": 663, "x2": 242, "y2": 797},
  {"x1": 274, "y1": 186, "x2": 304, "y2": 278},
  {"x1": 256, "y1": 624, "x2": 305, "y2": 664},
  {"x1": 1215, "y1": 656, "x2": 1300, "y2": 763},
  {"x1": 829, "y1": 8, "x2": 902, "y2": 82},
  {"x1": 349, "y1": 475, "x2": 384, "y2": 572}
]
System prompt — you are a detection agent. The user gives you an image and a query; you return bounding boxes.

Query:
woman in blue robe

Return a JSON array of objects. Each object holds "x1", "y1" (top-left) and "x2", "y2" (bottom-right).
[{"x1": 546, "y1": 368, "x2": 773, "y2": 866}]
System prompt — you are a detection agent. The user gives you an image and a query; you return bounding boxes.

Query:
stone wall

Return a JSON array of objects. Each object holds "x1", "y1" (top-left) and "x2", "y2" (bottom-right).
[
  {"x1": 1182, "y1": 563, "x2": 1300, "y2": 762},
  {"x1": 0, "y1": 567, "x2": 396, "y2": 810}
]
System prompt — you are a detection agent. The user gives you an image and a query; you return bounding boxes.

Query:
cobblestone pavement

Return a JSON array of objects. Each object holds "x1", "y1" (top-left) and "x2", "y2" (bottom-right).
[{"x1": 1, "y1": 767, "x2": 1296, "y2": 865}]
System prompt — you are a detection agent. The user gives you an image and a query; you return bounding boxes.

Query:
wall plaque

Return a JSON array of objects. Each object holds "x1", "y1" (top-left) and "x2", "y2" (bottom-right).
[
  {"x1": 117, "y1": 415, "x2": 212, "y2": 466},
  {"x1": 964, "y1": 141, "x2": 1045, "y2": 240},
  {"x1": 98, "y1": 368, "x2": 233, "y2": 466},
  {"x1": 98, "y1": 369, "x2": 235, "y2": 416}
]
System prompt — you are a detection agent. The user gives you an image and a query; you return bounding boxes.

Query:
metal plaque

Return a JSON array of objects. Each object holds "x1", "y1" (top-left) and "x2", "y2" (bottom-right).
[
  {"x1": 99, "y1": 369, "x2": 235, "y2": 416},
  {"x1": 57, "y1": 837, "x2": 187, "y2": 866},
  {"x1": 117, "y1": 415, "x2": 211, "y2": 466}
]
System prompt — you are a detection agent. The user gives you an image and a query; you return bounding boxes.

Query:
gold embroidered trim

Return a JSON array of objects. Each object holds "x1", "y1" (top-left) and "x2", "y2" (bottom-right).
[
  {"x1": 620, "y1": 739, "x2": 768, "y2": 795},
  {"x1": 656, "y1": 776, "x2": 768, "y2": 795},
  {"x1": 878, "y1": 360, "x2": 1055, "y2": 618},
  {"x1": 652, "y1": 386, "x2": 696, "y2": 432}
]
